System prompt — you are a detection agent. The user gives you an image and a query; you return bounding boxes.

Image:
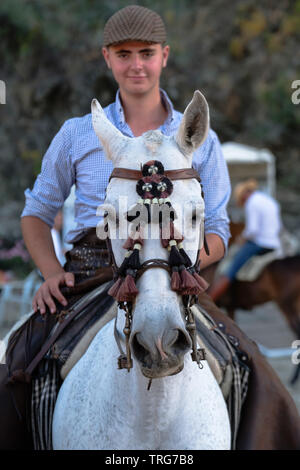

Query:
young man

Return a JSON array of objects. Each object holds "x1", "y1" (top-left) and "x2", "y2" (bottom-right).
[{"x1": 21, "y1": 5, "x2": 231, "y2": 316}]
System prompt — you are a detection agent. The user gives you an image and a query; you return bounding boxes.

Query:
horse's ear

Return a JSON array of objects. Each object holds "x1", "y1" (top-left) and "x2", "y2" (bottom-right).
[
  {"x1": 91, "y1": 98, "x2": 128, "y2": 162},
  {"x1": 175, "y1": 90, "x2": 210, "y2": 155}
]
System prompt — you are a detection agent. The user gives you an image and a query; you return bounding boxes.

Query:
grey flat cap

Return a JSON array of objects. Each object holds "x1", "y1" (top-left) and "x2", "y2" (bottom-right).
[{"x1": 103, "y1": 5, "x2": 167, "y2": 47}]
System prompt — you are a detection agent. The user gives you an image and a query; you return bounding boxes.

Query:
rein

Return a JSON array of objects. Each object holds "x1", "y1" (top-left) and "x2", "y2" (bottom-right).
[{"x1": 107, "y1": 162, "x2": 208, "y2": 372}]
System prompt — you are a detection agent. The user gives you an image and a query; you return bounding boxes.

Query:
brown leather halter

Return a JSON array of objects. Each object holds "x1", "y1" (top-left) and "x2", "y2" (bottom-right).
[
  {"x1": 107, "y1": 166, "x2": 206, "y2": 372},
  {"x1": 109, "y1": 167, "x2": 202, "y2": 183}
]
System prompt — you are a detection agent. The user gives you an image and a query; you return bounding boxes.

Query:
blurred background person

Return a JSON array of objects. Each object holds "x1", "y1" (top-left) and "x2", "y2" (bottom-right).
[{"x1": 208, "y1": 178, "x2": 282, "y2": 302}]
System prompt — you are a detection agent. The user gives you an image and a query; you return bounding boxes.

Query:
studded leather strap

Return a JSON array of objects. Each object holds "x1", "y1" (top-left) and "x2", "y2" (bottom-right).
[{"x1": 109, "y1": 167, "x2": 201, "y2": 183}]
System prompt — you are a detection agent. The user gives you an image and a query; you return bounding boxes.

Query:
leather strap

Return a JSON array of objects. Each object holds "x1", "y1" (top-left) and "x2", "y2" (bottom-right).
[
  {"x1": 109, "y1": 167, "x2": 201, "y2": 182},
  {"x1": 60, "y1": 266, "x2": 113, "y2": 296},
  {"x1": 23, "y1": 285, "x2": 112, "y2": 379},
  {"x1": 136, "y1": 259, "x2": 171, "y2": 279}
]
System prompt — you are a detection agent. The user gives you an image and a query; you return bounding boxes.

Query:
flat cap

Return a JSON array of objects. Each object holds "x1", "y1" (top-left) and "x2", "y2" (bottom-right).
[{"x1": 103, "y1": 5, "x2": 167, "y2": 47}]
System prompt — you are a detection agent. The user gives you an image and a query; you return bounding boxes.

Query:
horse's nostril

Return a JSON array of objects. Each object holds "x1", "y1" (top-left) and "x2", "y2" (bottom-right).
[
  {"x1": 131, "y1": 333, "x2": 151, "y2": 365},
  {"x1": 169, "y1": 329, "x2": 192, "y2": 355}
]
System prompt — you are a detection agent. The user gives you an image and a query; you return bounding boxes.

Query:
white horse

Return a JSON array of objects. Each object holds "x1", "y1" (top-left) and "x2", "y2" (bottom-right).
[{"x1": 52, "y1": 91, "x2": 231, "y2": 450}]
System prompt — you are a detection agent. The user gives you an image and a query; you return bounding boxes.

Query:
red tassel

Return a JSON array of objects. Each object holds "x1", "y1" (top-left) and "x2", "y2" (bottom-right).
[
  {"x1": 193, "y1": 272, "x2": 209, "y2": 291},
  {"x1": 123, "y1": 238, "x2": 135, "y2": 250},
  {"x1": 180, "y1": 268, "x2": 202, "y2": 295},
  {"x1": 171, "y1": 223, "x2": 184, "y2": 242},
  {"x1": 123, "y1": 236, "x2": 144, "y2": 250},
  {"x1": 160, "y1": 222, "x2": 183, "y2": 248},
  {"x1": 160, "y1": 226, "x2": 170, "y2": 248},
  {"x1": 160, "y1": 224, "x2": 171, "y2": 248},
  {"x1": 132, "y1": 229, "x2": 144, "y2": 245},
  {"x1": 116, "y1": 274, "x2": 139, "y2": 302},
  {"x1": 108, "y1": 277, "x2": 123, "y2": 299},
  {"x1": 171, "y1": 269, "x2": 181, "y2": 292}
]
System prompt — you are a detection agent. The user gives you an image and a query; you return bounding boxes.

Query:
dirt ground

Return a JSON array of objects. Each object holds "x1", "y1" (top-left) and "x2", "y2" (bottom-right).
[{"x1": 234, "y1": 302, "x2": 300, "y2": 413}]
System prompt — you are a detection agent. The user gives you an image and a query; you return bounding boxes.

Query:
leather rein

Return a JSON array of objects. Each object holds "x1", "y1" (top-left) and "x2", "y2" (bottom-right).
[{"x1": 107, "y1": 166, "x2": 206, "y2": 373}]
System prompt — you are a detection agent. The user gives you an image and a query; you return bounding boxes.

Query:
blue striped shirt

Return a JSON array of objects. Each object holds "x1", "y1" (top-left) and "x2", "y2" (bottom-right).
[{"x1": 21, "y1": 89, "x2": 231, "y2": 247}]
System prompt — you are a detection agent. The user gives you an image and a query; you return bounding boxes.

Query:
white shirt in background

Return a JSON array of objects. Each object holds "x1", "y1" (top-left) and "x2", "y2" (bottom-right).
[
  {"x1": 242, "y1": 191, "x2": 282, "y2": 249},
  {"x1": 51, "y1": 228, "x2": 66, "y2": 266}
]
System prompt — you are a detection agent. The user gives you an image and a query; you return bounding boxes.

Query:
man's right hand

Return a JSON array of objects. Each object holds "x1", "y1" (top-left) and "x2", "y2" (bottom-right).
[
  {"x1": 21, "y1": 216, "x2": 75, "y2": 315},
  {"x1": 33, "y1": 272, "x2": 75, "y2": 315}
]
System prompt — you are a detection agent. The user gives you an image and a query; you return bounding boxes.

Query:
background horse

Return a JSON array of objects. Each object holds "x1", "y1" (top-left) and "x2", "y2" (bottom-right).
[
  {"x1": 202, "y1": 222, "x2": 300, "y2": 383},
  {"x1": 52, "y1": 91, "x2": 231, "y2": 450}
]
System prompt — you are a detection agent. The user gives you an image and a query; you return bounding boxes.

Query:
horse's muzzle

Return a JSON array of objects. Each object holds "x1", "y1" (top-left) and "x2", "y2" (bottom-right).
[{"x1": 131, "y1": 328, "x2": 192, "y2": 378}]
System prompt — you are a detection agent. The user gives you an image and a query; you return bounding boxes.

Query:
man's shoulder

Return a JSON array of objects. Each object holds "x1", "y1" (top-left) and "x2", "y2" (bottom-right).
[
  {"x1": 61, "y1": 113, "x2": 93, "y2": 133},
  {"x1": 62, "y1": 102, "x2": 115, "y2": 134}
]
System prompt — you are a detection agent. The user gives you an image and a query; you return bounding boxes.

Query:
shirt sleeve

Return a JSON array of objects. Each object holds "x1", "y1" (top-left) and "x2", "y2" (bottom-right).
[
  {"x1": 21, "y1": 120, "x2": 75, "y2": 227},
  {"x1": 192, "y1": 130, "x2": 231, "y2": 251}
]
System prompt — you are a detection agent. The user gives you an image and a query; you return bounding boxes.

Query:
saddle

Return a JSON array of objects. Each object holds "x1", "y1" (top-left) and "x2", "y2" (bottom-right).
[
  {"x1": 236, "y1": 250, "x2": 277, "y2": 281},
  {"x1": 217, "y1": 243, "x2": 279, "y2": 282}
]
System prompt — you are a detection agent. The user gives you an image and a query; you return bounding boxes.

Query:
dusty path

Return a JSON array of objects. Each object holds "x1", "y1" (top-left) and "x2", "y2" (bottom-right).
[{"x1": 235, "y1": 302, "x2": 300, "y2": 413}]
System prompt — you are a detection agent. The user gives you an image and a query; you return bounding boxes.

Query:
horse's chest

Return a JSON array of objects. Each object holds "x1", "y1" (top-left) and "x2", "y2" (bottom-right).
[{"x1": 52, "y1": 323, "x2": 231, "y2": 450}]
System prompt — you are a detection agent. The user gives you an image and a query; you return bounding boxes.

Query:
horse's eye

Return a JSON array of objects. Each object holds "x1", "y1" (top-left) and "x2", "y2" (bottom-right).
[{"x1": 192, "y1": 211, "x2": 198, "y2": 227}]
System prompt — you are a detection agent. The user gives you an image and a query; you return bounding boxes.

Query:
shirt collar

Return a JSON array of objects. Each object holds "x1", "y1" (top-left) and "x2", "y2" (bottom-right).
[{"x1": 114, "y1": 88, "x2": 175, "y2": 129}]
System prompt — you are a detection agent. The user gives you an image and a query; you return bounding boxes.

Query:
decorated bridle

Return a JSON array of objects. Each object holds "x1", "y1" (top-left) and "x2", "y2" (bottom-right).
[{"x1": 105, "y1": 160, "x2": 209, "y2": 372}]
